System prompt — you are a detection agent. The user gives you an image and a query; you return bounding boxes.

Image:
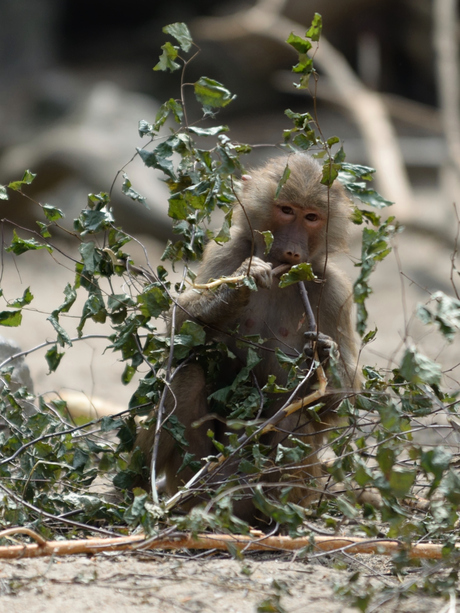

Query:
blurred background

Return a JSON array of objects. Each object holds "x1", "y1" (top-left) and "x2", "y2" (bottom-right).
[{"x1": 0, "y1": 0, "x2": 458, "y2": 411}]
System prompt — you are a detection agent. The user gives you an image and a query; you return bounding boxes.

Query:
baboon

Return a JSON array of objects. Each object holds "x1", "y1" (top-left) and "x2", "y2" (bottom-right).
[{"x1": 135, "y1": 153, "x2": 359, "y2": 520}]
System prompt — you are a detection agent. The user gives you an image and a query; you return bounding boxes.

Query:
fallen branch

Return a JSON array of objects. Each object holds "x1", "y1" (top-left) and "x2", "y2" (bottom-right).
[{"x1": 0, "y1": 528, "x2": 453, "y2": 560}]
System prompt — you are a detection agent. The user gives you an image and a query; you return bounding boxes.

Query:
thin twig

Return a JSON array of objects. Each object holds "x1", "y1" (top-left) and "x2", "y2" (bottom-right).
[{"x1": 192, "y1": 264, "x2": 290, "y2": 289}]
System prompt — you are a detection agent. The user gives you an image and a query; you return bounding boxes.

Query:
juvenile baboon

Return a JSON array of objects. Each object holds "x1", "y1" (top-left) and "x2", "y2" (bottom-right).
[{"x1": 135, "y1": 153, "x2": 359, "y2": 520}]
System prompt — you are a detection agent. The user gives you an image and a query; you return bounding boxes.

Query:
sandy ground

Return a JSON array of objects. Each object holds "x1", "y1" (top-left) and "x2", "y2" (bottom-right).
[
  {"x1": 0, "y1": 202, "x2": 459, "y2": 611},
  {"x1": 0, "y1": 552, "x2": 446, "y2": 612}
]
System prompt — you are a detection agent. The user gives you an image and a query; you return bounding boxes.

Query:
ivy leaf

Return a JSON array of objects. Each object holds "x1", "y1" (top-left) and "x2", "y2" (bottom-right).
[
  {"x1": 275, "y1": 164, "x2": 290, "y2": 199},
  {"x1": 56, "y1": 283, "x2": 77, "y2": 314},
  {"x1": 152, "y1": 99, "x2": 184, "y2": 130},
  {"x1": 137, "y1": 147, "x2": 176, "y2": 180},
  {"x1": 321, "y1": 161, "x2": 341, "y2": 186},
  {"x1": 10, "y1": 287, "x2": 33, "y2": 308},
  {"x1": 73, "y1": 208, "x2": 114, "y2": 235},
  {"x1": 292, "y1": 132, "x2": 316, "y2": 150},
  {"x1": 121, "y1": 174, "x2": 148, "y2": 207},
  {"x1": 214, "y1": 211, "x2": 232, "y2": 244},
  {"x1": 259, "y1": 231, "x2": 274, "y2": 255},
  {"x1": 286, "y1": 33, "x2": 312, "y2": 54},
  {"x1": 179, "y1": 320, "x2": 206, "y2": 346},
  {"x1": 45, "y1": 345, "x2": 65, "y2": 373},
  {"x1": 47, "y1": 313, "x2": 73, "y2": 347},
  {"x1": 0, "y1": 310, "x2": 22, "y2": 327},
  {"x1": 306, "y1": 12, "x2": 322, "y2": 41},
  {"x1": 154, "y1": 41, "x2": 180, "y2": 72},
  {"x1": 137, "y1": 286, "x2": 170, "y2": 318},
  {"x1": 388, "y1": 469, "x2": 416, "y2": 498},
  {"x1": 399, "y1": 346, "x2": 442, "y2": 387},
  {"x1": 194, "y1": 77, "x2": 236, "y2": 109},
  {"x1": 417, "y1": 291, "x2": 460, "y2": 342},
  {"x1": 0, "y1": 186, "x2": 8, "y2": 200},
  {"x1": 421, "y1": 447, "x2": 452, "y2": 488},
  {"x1": 339, "y1": 163, "x2": 393, "y2": 209},
  {"x1": 8, "y1": 169, "x2": 36, "y2": 191},
  {"x1": 6, "y1": 230, "x2": 52, "y2": 255},
  {"x1": 279, "y1": 263, "x2": 315, "y2": 288},
  {"x1": 43, "y1": 204, "x2": 64, "y2": 221},
  {"x1": 79, "y1": 242, "x2": 101, "y2": 275},
  {"x1": 163, "y1": 22, "x2": 193, "y2": 52}
]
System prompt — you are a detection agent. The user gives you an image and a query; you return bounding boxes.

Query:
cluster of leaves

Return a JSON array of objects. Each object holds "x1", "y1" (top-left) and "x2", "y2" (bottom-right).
[{"x1": 0, "y1": 16, "x2": 460, "y2": 611}]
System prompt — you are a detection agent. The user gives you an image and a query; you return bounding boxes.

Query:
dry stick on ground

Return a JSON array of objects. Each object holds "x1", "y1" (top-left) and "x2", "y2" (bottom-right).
[
  {"x1": 165, "y1": 278, "x2": 327, "y2": 512},
  {"x1": 0, "y1": 528, "x2": 453, "y2": 560}
]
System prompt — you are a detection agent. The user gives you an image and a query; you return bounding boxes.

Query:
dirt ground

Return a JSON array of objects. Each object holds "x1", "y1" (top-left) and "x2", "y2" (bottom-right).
[
  {"x1": 0, "y1": 188, "x2": 459, "y2": 611},
  {"x1": 0, "y1": 552, "x2": 447, "y2": 612}
]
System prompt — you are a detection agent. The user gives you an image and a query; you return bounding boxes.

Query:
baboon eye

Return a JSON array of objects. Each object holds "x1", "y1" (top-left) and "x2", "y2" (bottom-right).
[
  {"x1": 305, "y1": 213, "x2": 319, "y2": 222},
  {"x1": 281, "y1": 206, "x2": 294, "y2": 215}
]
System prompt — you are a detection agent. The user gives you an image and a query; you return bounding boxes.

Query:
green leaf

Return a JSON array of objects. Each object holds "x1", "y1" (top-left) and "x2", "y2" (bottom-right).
[
  {"x1": 79, "y1": 242, "x2": 101, "y2": 274},
  {"x1": 275, "y1": 164, "x2": 290, "y2": 199},
  {"x1": 137, "y1": 286, "x2": 170, "y2": 318},
  {"x1": 286, "y1": 33, "x2": 312, "y2": 54},
  {"x1": 45, "y1": 345, "x2": 65, "y2": 373},
  {"x1": 179, "y1": 320, "x2": 206, "y2": 346},
  {"x1": 0, "y1": 186, "x2": 8, "y2": 200},
  {"x1": 292, "y1": 133, "x2": 316, "y2": 150},
  {"x1": 339, "y1": 163, "x2": 393, "y2": 208},
  {"x1": 0, "y1": 310, "x2": 22, "y2": 327},
  {"x1": 121, "y1": 174, "x2": 147, "y2": 207},
  {"x1": 153, "y1": 99, "x2": 184, "y2": 130},
  {"x1": 417, "y1": 291, "x2": 460, "y2": 342},
  {"x1": 137, "y1": 147, "x2": 176, "y2": 180},
  {"x1": 275, "y1": 442, "x2": 308, "y2": 465},
  {"x1": 194, "y1": 77, "x2": 236, "y2": 109},
  {"x1": 87, "y1": 191, "x2": 110, "y2": 210},
  {"x1": 6, "y1": 230, "x2": 51, "y2": 255},
  {"x1": 47, "y1": 313, "x2": 73, "y2": 347},
  {"x1": 43, "y1": 204, "x2": 64, "y2": 221},
  {"x1": 321, "y1": 161, "x2": 341, "y2": 186},
  {"x1": 167, "y1": 193, "x2": 189, "y2": 220},
  {"x1": 278, "y1": 263, "x2": 315, "y2": 288},
  {"x1": 10, "y1": 287, "x2": 33, "y2": 308},
  {"x1": 421, "y1": 447, "x2": 452, "y2": 487},
  {"x1": 108, "y1": 293, "x2": 136, "y2": 312},
  {"x1": 399, "y1": 346, "x2": 442, "y2": 387},
  {"x1": 260, "y1": 230, "x2": 274, "y2": 255},
  {"x1": 73, "y1": 208, "x2": 114, "y2": 235},
  {"x1": 154, "y1": 41, "x2": 180, "y2": 72},
  {"x1": 336, "y1": 495, "x2": 358, "y2": 519},
  {"x1": 306, "y1": 13, "x2": 322, "y2": 41},
  {"x1": 8, "y1": 169, "x2": 36, "y2": 191},
  {"x1": 56, "y1": 283, "x2": 77, "y2": 314},
  {"x1": 163, "y1": 22, "x2": 193, "y2": 52},
  {"x1": 388, "y1": 469, "x2": 416, "y2": 498},
  {"x1": 440, "y1": 469, "x2": 460, "y2": 505}
]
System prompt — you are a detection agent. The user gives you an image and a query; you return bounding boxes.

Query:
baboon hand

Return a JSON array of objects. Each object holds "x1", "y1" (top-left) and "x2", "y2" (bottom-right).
[
  {"x1": 304, "y1": 331, "x2": 338, "y2": 365},
  {"x1": 237, "y1": 257, "x2": 273, "y2": 290}
]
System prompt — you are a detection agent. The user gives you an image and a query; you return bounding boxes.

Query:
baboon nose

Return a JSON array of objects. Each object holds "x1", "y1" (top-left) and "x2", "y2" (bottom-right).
[{"x1": 284, "y1": 251, "x2": 301, "y2": 263}]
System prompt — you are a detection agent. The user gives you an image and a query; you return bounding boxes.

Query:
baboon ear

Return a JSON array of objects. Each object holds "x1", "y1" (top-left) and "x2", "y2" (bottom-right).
[{"x1": 241, "y1": 174, "x2": 252, "y2": 182}]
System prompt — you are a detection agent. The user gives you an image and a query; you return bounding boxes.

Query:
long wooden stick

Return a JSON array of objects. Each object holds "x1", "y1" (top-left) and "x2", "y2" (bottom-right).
[{"x1": 0, "y1": 528, "x2": 452, "y2": 560}]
